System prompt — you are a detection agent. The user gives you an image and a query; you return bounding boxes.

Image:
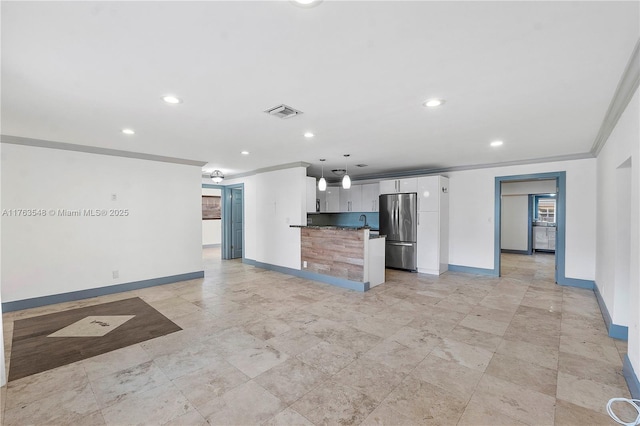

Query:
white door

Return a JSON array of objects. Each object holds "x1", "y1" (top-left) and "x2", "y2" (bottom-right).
[
  {"x1": 417, "y1": 176, "x2": 439, "y2": 212},
  {"x1": 417, "y1": 211, "x2": 440, "y2": 274}
]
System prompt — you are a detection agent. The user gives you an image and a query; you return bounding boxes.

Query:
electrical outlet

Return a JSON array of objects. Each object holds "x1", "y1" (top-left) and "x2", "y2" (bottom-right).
[
  {"x1": 303, "y1": 261, "x2": 308, "y2": 268},
  {"x1": 112, "y1": 270, "x2": 119, "y2": 279},
  {"x1": 111, "y1": 193, "x2": 117, "y2": 201}
]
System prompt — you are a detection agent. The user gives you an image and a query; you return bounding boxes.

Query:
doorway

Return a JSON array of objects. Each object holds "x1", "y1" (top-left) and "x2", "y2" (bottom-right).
[
  {"x1": 495, "y1": 172, "x2": 566, "y2": 282},
  {"x1": 221, "y1": 184, "x2": 244, "y2": 260}
]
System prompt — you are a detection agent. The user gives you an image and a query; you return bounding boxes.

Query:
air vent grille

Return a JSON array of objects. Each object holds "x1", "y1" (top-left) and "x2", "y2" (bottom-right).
[{"x1": 264, "y1": 104, "x2": 303, "y2": 119}]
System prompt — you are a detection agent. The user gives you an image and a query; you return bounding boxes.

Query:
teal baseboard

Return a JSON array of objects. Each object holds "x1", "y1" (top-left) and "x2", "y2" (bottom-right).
[
  {"x1": 1, "y1": 271, "x2": 205, "y2": 312},
  {"x1": 447, "y1": 264, "x2": 498, "y2": 276},
  {"x1": 500, "y1": 249, "x2": 530, "y2": 255},
  {"x1": 594, "y1": 283, "x2": 629, "y2": 340},
  {"x1": 243, "y1": 258, "x2": 369, "y2": 292},
  {"x1": 557, "y1": 277, "x2": 595, "y2": 290},
  {"x1": 623, "y1": 355, "x2": 640, "y2": 399}
]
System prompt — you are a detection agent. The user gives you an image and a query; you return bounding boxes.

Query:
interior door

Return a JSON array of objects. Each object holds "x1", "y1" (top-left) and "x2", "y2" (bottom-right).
[{"x1": 231, "y1": 188, "x2": 243, "y2": 259}]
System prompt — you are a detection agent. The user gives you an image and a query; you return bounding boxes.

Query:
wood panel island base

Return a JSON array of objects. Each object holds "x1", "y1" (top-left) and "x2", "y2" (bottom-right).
[{"x1": 291, "y1": 225, "x2": 386, "y2": 292}]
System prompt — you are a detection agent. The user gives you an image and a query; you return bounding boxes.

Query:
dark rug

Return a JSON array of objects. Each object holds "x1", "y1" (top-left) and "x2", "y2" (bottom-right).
[{"x1": 8, "y1": 297, "x2": 182, "y2": 381}]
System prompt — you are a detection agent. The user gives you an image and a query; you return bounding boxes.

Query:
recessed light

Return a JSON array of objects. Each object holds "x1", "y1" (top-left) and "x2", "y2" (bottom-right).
[
  {"x1": 162, "y1": 95, "x2": 182, "y2": 104},
  {"x1": 423, "y1": 98, "x2": 445, "y2": 108},
  {"x1": 291, "y1": 0, "x2": 322, "y2": 7},
  {"x1": 121, "y1": 129, "x2": 135, "y2": 135},
  {"x1": 241, "y1": 151, "x2": 250, "y2": 155},
  {"x1": 490, "y1": 140, "x2": 504, "y2": 147},
  {"x1": 304, "y1": 132, "x2": 314, "y2": 138}
]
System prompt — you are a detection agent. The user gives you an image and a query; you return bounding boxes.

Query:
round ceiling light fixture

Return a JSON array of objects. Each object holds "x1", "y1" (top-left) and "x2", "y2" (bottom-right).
[
  {"x1": 241, "y1": 150, "x2": 250, "y2": 155},
  {"x1": 121, "y1": 128, "x2": 135, "y2": 135},
  {"x1": 423, "y1": 98, "x2": 445, "y2": 108},
  {"x1": 162, "y1": 95, "x2": 183, "y2": 104},
  {"x1": 490, "y1": 140, "x2": 504, "y2": 147},
  {"x1": 304, "y1": 132, "x2": 315, "y2": 138},
  {"x1": 210, "y1": 170, "x2": 224, "y2": 183}
]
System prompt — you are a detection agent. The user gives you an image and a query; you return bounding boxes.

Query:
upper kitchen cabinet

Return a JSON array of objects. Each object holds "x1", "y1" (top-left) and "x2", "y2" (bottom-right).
[
  {"x1": 325, "y1": 186, "x2": 340, "y2": 212},
  {"x1": 339, "y1": 186, "x2": 363, "y2": 212},
  {"x1": 417, "y1": 176, "x2": 449, "y2": 212},
  {"x1": 361, "y1": 183, "x2": 380, "y2": 212},
  {"x1": 306, "y1": 177, "x2": 317, "y2": 213},
  {"x1": 379, "y1": 178, "x2": 417, "y2": 194}
]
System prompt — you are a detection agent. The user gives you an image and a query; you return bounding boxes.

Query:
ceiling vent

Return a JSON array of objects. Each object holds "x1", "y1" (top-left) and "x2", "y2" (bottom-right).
[
  {"x1": 355, "y1": 164, "x2": 368, "y2": 168},
  {"x1": 264, "y1": 104, "x2": 303, "y2": 119}
]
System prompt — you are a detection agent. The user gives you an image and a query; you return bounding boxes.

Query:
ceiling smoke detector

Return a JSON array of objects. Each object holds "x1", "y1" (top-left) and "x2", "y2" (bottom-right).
[{"x1": 264, "y1": 104, "x2": 303, "y2": 119}]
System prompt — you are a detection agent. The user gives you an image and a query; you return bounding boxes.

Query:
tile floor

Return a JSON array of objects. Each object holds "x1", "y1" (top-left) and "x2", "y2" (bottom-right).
[{"x1": 0, "y1": 250, "x2": 634, "y2": 425}]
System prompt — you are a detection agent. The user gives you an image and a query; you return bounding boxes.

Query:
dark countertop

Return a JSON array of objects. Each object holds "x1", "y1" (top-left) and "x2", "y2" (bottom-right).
[{"x1": 290, "y1": 225, "x2": 385, "y2": 238}]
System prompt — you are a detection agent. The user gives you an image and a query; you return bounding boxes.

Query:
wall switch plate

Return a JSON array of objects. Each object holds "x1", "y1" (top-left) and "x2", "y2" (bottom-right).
[
  {"x1": 303, "y1": 261, "x2": 307, "y2": 268},
  {"x1": 112, "y1": 270, "x2": 119, "y2": 279},
  {"x1": 111, "y1": 194, "x2": 117, "y2": 201}
]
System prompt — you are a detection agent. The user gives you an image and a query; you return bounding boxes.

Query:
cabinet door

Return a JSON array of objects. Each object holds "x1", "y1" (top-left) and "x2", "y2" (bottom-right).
[
  {"x1": 361, "y1": 183, "x2": 380, "y2": 212},
  {"x1": 379, "y1": 179, "x2": 397, "y2": 194},
  {"x1": 399, "y1": 178, "x2": 417, "y2": 193},
  {"x1": 339, "y1": 187, "x2": 350, "y2": 212},
  {"x1": 340, "y1": 186, "x2": 362, "y2": 212},
  {"x1": 306, "y1": 177, "x2": 317, "y2": 213},
  {"x1": 326, "y1": 187, "x2": 340, "y2": 212},
  {"x1": 317, "y1": 190, "x2": 327, "y2": 212},
  {"x1": 417, "y1": 176, "x2": 439, "y2": 212},
  {"x1": 547, "y1": 227, "x2": 556, "y2": 250},
  {"x1": 533, "y1": 227, "x2": 548, "y2": 249},
  {"x1": 417, "y1": 211, "x2": 440, "y2": 273}
]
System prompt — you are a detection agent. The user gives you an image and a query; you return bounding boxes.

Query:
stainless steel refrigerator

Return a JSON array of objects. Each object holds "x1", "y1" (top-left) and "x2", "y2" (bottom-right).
[{"x1": 379, "y1": 193, "x2": 417, "y2": 271}]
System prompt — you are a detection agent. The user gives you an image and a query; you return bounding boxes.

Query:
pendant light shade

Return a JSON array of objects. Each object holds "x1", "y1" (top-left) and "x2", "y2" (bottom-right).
[
  {"x1": 211, "y1": 170, "x2": 224, "y2": 183},
  {"x1": 318, "y1": 159, "x2": 327, "y2": 191},
  {"x1": 342, "y1": 174, "x2": 351, "y2": 189},
  {"x1": 342, "y1": 154, "x2": 351, "y2": 189}
]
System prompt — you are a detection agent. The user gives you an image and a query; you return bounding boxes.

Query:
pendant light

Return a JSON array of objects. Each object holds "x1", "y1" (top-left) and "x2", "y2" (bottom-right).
[
  {"x1": 318, "y1": 159, "x2": 327, "y2": 191},
  {"x1": 342, "y1": 154, "x2": 351, "y2": 189},
  {"x1": 210, "y1": 170, "x2": 224, "y2": 183}
]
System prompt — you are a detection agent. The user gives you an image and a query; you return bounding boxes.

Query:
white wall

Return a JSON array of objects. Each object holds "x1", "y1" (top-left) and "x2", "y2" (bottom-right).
[
  {"x1": 221, "y1": 166, "x2": 308, "y2": 270},
  {"x1": 202, "y1": 188, "x2": 221, "y2": 246},
  {"x1": 596, "y1": 86, "x2": 639, "y2": 374},
  {"x1": 448, "y1": 157, "x2": 597, "y2": 281},
  {"x1": 501, "y1": 180, "x2": 556, "y2": 195},
  {"x1": 0, "y1": 143, "x2": 5, "y2": 388},
  {"x1": 1, "y1": 144, "x2": 204, "y2": 303},
  {"x1": 501, "y1": 195, "x2": 529, "y2": 251}
]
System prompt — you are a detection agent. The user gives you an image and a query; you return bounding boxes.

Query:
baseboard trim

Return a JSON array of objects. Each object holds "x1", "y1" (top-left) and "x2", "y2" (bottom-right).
[
  {"x1": 557, "y1": 277, "x2": 595, "y2": 290},
  {"x1": 243, "y1": 258, "x2": 369, "y2": 292},
  {"x1": 447, "y1": 264, "x2": 498, "y2": 276},
  {"x1": 1, "y1": 271, "x2": 205, "y2": 312},
  {"x1": 500, "y1": 249, "x2": 530, "y2": 255},
  {"x1": 594, "y1": 283, "x2": 629, "y2": 340},
  {"x1": 202, "y1": 244, "x2": 221, "y2": 248},
  {"x1": 623, "y1": 355, "x2": 640, "y2": 399}
]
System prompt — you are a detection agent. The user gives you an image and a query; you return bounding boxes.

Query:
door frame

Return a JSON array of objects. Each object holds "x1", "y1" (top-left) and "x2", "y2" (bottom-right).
[
  {"x1": 222, "y1": 183, "x2": 244, "y2": 260},
  {"x1": 202, "y1": 183, "x2": 244, "y2": 260},
  {"x1": 494, "y1": 172, "x2": 566, "y2": 282}
]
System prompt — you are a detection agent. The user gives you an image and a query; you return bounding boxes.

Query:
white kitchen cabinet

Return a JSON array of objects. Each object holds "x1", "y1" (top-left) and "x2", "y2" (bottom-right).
[
  {"x1": 416, "y1": 176, "x2": 449, "y2": 275},
  {"x1": 340, "y1": 185, "x2": 362, "y2": 212},
  {"x1": 417, "y1": 176, "x2": 448, "y2": 212},
  {"x1": 306, "y1": 177, "x2": 317, "y2": 213},
  {"x1": 317, "y1": 189, "x2": 327, "y2": 212},
  {"x1": 379, "y1": 178, "x2": 417, "y2": 194},
  {"x1": 361, "y1": 183, "x2": 380, "y2": 212},
  {"x1": 533, "y1": 226, "x2": 556, "y2": 251},
  {"x1": 325, "y1": 186, "x2": 340, "y2": 212}
]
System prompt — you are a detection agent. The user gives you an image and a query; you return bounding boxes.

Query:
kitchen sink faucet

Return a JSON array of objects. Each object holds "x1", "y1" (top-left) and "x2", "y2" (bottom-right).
[{"x1": 359, "y1": 214, "x2": 368, "y2": 227}]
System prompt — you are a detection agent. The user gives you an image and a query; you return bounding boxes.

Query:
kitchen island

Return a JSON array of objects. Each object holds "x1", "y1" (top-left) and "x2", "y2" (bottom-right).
[{"x1": 290, "y1": 225, "x2": 386, "y2": 291}]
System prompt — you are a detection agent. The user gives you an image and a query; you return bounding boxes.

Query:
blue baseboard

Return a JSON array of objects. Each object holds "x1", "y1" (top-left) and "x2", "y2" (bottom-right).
[
  {"x1": 447, "y1": 264, "x2": 498, "y2": 276},
  {"x1": 557, "y1": 276, "x2": 595, "y2": 290},
  {"x1": 243, "y1": 258, "x2": 369, "y2": 292},
  {"x1": 1, "y1": 271, "x2": 205, "y2": 312},
  {"x1": 593, "y1": 283, "x2": 629, "y2": 340},
  {"x1": 623, "y1": 355, "x2": 640, "y2": 399}
]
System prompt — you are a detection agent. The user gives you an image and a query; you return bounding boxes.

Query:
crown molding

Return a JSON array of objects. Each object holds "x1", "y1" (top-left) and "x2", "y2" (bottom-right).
[
  {"x1": 1, "y1": 134, "x2": 207, "y2": 166},
  {"x1": 591, "y1": 38, "x2": 640, "y2": 156},
  {"x1": 203, "y1": 162, "x2": 311, "y2": 180}
]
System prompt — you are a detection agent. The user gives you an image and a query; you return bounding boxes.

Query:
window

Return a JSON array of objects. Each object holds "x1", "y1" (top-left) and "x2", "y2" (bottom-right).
[{"x1": 535, "y1": 196, "x2": 556, "y2": 223}]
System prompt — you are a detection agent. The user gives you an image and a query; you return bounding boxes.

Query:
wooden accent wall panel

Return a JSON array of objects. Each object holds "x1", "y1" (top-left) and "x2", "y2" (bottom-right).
[{"x1": 301, "y1": 228, "x2": 365, "y2": 282}]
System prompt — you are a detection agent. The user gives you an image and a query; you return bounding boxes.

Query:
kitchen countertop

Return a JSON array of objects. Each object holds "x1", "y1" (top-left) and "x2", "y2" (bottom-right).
[{"x1": 290, "y1": 225, "x2": 385, "y2": 239}]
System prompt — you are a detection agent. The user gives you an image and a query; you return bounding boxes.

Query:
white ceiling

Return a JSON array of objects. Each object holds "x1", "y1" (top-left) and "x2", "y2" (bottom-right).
[{"x1": 2, "y1": 1, "x2": 638, "y2": 181}]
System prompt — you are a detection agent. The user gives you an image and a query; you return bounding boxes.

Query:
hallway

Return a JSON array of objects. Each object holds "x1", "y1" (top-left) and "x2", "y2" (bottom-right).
[{"x1": 0, "y1": 249, "x2": 633, "y2": 425}]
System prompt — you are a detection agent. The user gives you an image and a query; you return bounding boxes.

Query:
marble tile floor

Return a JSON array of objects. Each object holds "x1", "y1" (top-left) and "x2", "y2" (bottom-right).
[{"x1": 0, "y1": 250, "x2": 633, "y2": 425}]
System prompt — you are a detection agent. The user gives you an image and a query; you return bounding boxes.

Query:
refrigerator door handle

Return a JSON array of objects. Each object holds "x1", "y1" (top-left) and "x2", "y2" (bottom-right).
[{"x1": 387, "y1": 242, "x2": 414, "y2": 247}]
